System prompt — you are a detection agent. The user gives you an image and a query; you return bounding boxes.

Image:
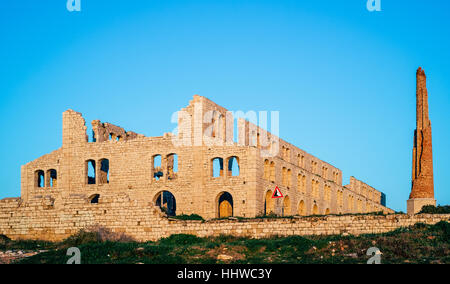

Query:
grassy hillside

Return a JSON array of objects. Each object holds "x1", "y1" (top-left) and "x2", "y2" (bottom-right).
[{"x1": 1, "y1": 221, "x2": 449, "y2": 264}]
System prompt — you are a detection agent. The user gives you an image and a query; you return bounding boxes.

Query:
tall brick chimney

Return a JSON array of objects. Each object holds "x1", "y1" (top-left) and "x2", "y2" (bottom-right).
[{"x1": 407, "y1": 67, "x2": 436, "y2": 214}]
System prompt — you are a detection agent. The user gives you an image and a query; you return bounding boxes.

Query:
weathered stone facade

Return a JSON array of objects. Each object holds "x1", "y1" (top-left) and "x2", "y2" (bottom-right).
[
  {"x1": 408, "y1": 67, "x2": 436, "y2": 214},
  {"x1": 0, "y1": 95, "x2": 395, "y2": 241}
]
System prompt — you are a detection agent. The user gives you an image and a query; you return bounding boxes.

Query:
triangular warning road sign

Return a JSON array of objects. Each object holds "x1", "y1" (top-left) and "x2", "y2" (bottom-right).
[{"x1": 272, "y1": 186, "x2": 283, "y2": 198}]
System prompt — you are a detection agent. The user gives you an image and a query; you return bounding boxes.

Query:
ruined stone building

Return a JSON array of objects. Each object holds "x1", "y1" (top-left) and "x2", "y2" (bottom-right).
[
  {"x1": 15, "y1": 96, "x2": 392, "y2": 216},
  {"x1": 0, "y1": 95, "x2": 394, "y2": 240}
]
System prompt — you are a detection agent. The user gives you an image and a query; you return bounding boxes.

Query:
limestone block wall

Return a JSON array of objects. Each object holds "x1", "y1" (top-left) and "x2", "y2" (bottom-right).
[
  {"x1": 0, "y1": 194, "x2": 447, "y2": 242},
  {"x1": 0, "y1": 194, "x2": 172, "y2": 242},
  {"x1": 167, "y1": 213, "x2": 450, "y2": 239}
]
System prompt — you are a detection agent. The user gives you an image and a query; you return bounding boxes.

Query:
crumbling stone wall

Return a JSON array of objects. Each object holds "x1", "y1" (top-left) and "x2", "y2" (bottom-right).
[{"x1": 0, "y1": 194, "x2": 446, "y2": 241}]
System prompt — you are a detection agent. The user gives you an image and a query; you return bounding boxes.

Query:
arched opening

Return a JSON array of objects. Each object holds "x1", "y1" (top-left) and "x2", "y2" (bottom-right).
[
  {"x1": 287, "y1": 169, "x2": 291, "y2": 188},
  {"x1": 348, "y1": 196, "x2": 354, "y2": 211},
  {"x1": 325, "y1": 208, "x2": 330, "y2": 215},
  {"x1": 269, "y1": 161, "x2": 275, "y2": 182},
  {"x1": 35, "y1": 170, "x2": 45, "y2": 188},
  {"x1": 155, "y1": 191, "x2": 176, "y2": 216},
  {"x1": 47, "y1": 169, "x2": 57, "y2": 188},
  {"x1": 312, "y1": 204, "x2": 319, "y2": 215},
  {"x1": 227, "y1": 156, "x2": 240, "y2": 176},
  {"x1": 212, "y1": 157, "x2": 224, "y2": 178},
  {"x1": 264, "y1": 160, "x2": 270, "y2": 180},
  {"x1": 218, "y1": 192, "x2": 233, "y2": 218},
  {"x1": 99, "y1": 159, "x2": 109, "y2": 184},
  {"x1": 264, "y1": 190, "x2": 274, "y2": 215},
  {"x1": 284, "y1": 148, "x2": 290, "y2": 162},
  {"x1": 337, "y1": 191, "x2": 343, "y2": 207},
  {"x1": 153, "y1": 155, "x2": 163, "y2": 181},
  {"x1": 357, "y1": 199, "x2": 363, "y2": 213},
  {"x1": 298, "y1": 200, "x2": 306, "y2": 216},
  {"x1": 89, "y1": 194, "x2": 100, "y2": 204},
  {"x1": 167, "y1": 153, "x2": 178, "y2": 180},
  {"x1": 86, "y1": 160, "x2": 96, "y2": 184},
  {"x1": 324, "y1": 185, "x2": 331, "y2": 202},
  {"x1": 282, "y1": 196, "x2": 291, "y2": 216},
  {"x1": 282, "y1": 167, "x2": 287, "y2": 186}
]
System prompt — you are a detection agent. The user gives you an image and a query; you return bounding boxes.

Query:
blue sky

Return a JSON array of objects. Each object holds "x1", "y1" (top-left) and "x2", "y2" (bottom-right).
[{"x1": 0, "y1": 0, "x2": 449, "y2": 211}]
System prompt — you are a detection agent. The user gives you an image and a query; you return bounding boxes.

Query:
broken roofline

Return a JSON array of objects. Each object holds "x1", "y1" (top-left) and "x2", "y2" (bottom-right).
[
  {"x1": 63, "y1": 95, "x2": 282, "y2": 152},
  {"x1": 62, "y1": 96, "x2": 382, "y2": 197}
]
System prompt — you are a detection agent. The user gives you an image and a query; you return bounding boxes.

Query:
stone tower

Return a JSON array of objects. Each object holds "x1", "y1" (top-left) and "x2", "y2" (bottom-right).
[{"x1": 407, "y1": 67, "x2": 436, "y2": 214}]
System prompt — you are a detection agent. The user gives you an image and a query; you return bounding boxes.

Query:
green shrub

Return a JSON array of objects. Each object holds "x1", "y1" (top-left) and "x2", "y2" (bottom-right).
[
  {"x1": 419, "y1": 205, "x2": 450, "y2": 214},
  {"x1": 171, "y1": 214, "x2": 204, "y2": 221},
  {"x1": 159, "y1": 234, "x2": 205, "y2": 246}
]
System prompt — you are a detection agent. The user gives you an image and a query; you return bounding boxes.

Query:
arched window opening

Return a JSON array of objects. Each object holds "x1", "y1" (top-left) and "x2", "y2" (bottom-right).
[
  {"x1": 89, "y1": 194, "x2": 100, "y2": 204},
  {"x1": 99, "y1": 159, "x2": 109, "y2": 184},
  {"x1": 227, "y1": 156, "x2": 240, "y2": 177},
  {"x1": 281, "y1": 167, "x2": 287, "y2": 186},
  {"x1": 155, "y1": 191, "x2": 176, "y2": 216},
  {"x1": 312, "y1": 204, "x2": 319, "y2": 215},
  {"x1": 311, "y1": 161, "x2": 318, "y2": 174},
  {"x1": 282, "y1": 196, "x2": 291, "y2": 216},
  {"x1": 35, "y1": 170, "x2": 45, "y2": 188},
  {"x1": 287, "y1": 169, "x2": 292, "y2": 188},
  {"x1": 348, "y1": 196, "x2": 354, "y2": 211},
  {"x1": 325, "y1": 208, "x2": 330, "y2": 215},
  {"x1": 264, "y1": 160, "x2": 270, "y2": 180},
  {"x1": 302, "y1": 175, "x2": 306, "y2": 193},
  {"x1": 153, "y1": 155, "x2": 163, "y2": 181},
  {"x1": 285, "y1": 148, "x2": 290, "y2": 162},
  {"x1": 264, "y1": 190, "x2": 274, "y2": 215},
  {"x1": 166, "y1": 154, "x2": 178, "y2": 180},
  {"x1": 86, "y1": 160, "x2": 96, "y2": 184},
  {"x1": 333, "y1": 172, "x2": 339, "y2": 183},
  {"x1": 312, "y1": 179, "x2": 319, "y2": 198},
  {"x1": 212, "y1": 157, "x2": 224, "y2": 178},
  {"x1": 298, "y1": 154, "x2": 305, "y2": 168},
  {"x1": 298, "y1": 200, "x2": 306, "y2": 216},
  {"x1": 47, "y1": 169, "x2": 57, "y2": 188},
  {"x1": 324, "y1": 185, "x2": 331, "y2": 202},
  {"x1": 322, "y1": 166, "x2": 328, "y2": 179},
  {"x1": 269, "y1": 162, "x2": 275, "y2": 182},
  {"x1": 337, "y1": 191, "x2": 343, "y2": 207},
  {"x1": 218, "y1": 192, "x2": 233, "y2": 218},
  {"x1": 357, "y1": 199, "x2": 363, "y2": 213}
]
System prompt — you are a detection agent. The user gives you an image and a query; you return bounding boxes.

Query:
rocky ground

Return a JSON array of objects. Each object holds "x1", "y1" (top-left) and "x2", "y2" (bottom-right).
[{"x1": 0, "y1": 250, "x2": 44, "y2": 264}]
